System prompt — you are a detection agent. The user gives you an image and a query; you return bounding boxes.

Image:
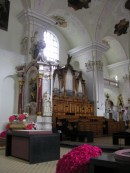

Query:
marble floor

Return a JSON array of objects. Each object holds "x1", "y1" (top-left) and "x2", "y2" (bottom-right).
[{"x1": 0, "y1": 135, "x2": 130, "y2": 173}]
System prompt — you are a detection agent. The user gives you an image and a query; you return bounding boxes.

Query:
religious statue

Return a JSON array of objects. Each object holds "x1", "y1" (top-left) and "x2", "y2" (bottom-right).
[
  {"x1": 24, "y1": 102, "x2": 37, "y2": 123},
  {"x1": 30, "y1": 31, "x2": 46, "y2": 60},
  {"x1": 117, "y1": 94, "x2": 124, "y2": 109},
  {"x1": 67, "y1": 54, "x2": 72, "y2": 65},
  {"x1": 42, "y1": 92, "x2": 52, "y2": 116},
  {"x1": 105, "y1": 93, "x2": 114, "y2": 113},
  {"x1": 29, "y1": 102, "x2": 37, "y2": 115},
  {"x1": 29, "y1": 78, "x2": 37, "y2": 102},
  {"x1": 112, "y1": 106, "x2": 119, "y2": 122}
]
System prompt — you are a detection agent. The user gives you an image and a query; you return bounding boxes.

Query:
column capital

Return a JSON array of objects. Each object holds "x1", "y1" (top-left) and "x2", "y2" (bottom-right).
[
  {"x1": 38, "y1": 73, "x2": 44, "y2": 79},
  {"x1": 85, "y1": 60, "x2": 103, "y2": 72}
]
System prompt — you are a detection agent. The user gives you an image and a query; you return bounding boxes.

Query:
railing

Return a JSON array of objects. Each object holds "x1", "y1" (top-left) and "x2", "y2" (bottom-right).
[{"x1": 104, "y1": 78, "x2": 119, "y2": 88}]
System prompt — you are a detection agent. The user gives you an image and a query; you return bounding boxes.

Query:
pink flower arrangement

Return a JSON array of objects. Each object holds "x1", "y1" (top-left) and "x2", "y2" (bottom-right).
[
  {"x1": 9, "y1": 115, "x2": 16, "y2": 122},
  {"x1": 26, "y1": 123, "x2": 34, "y2": 130},
  {"x1": 56, "y1": 144, "x2": 102, "y2": 173},
  {"x1": 9, "y1": 113, "x2": 28, "y2": 122},
  {"x1": 18, "y1": 114, "x2": 27, "y2": 121},
  {"x1": 8, "y1": 113, "x2": 35, "y2": 130},
  {"x1": 0, "y1": 131, "x2": 7, "y2": 138}
]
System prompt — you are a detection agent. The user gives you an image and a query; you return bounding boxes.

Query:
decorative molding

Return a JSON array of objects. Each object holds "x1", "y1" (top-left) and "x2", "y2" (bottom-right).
[
  {"x1": 68, "y1": 41, "x2": 109, "y2": 57},
  {"x1": 107, "y1": 59, "x2": 130, "y2": 70},
  {"x1": 96, "y1": 60, "x2": 103, "y2": 71},
  {"x1": 85, "y1": 60, "x2": 94, "y2": 71},
  {"x1": 86, "y1": 60, "x2": 103, "y2": 72},
  {"x1": 17, "y1": 8, "x2": 56, "y2": 28}
]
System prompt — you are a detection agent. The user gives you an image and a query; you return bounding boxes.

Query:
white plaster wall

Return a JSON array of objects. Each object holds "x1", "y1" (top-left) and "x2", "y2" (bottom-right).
[
  {"x1": 0, "y1": 49, "x2": 25, "y2": 132},
  {"x1": 0, "y1": 0, "x2": 24, "y2": 54},
  {"x1": 0, "y1": 1, "x2": 24, "y2": 132}
]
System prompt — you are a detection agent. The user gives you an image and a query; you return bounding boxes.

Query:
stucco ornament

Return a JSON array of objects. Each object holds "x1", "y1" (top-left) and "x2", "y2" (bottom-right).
[
  {"x1": 114, "y1": 19, "x2": 129, "y2": 36},
  {"x1": 52, "y1": 15, "x2": 67, "y2": 28},
  {"x1": 68, "y1": 0, "x2": 91, "y2": 10}
]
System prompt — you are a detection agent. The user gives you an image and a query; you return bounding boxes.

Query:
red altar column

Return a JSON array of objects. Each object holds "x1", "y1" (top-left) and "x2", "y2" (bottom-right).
[
  {"x1": 16, "y1": 65, "x2": 25, "y2": 114},
  {"x1": 37, "y1": 73, "x2": 43, "y2": 115},
  {"x1": 18, "y1": 79, "x2": 24, "y2": 114}
]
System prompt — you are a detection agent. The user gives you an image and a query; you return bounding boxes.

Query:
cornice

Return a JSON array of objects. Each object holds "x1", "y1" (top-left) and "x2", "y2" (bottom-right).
[
  {"x1": 17, "y1": 8, "x2": 56, "y2": 28},
  {"x1": 68, "y1": 41, "x2": 109, "y2": 57},
  {"x1": 107, "y1": 59, "x2": 130, "y2": 70}
]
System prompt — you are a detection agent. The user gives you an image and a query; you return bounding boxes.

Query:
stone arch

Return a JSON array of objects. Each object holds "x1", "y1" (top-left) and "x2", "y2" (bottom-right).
[{"x1": 103, "y1": 36, "x2": 127, "y2": 65}]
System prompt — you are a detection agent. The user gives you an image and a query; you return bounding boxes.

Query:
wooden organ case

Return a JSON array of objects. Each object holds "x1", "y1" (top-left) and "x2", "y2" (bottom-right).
[{"x1": 52, "y1": 57, "x2": 94, "y2": 128}]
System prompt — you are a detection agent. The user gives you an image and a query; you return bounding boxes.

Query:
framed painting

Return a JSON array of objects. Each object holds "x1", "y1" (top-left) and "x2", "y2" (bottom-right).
[{"x1": 0, "y1": 0, "x2": 10, "y2": 31}]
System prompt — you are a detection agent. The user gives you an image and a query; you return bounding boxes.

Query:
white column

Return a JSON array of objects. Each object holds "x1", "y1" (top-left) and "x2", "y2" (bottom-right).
[{"x1": 85, "y1": 42, "x2": 109, "y2": 116}]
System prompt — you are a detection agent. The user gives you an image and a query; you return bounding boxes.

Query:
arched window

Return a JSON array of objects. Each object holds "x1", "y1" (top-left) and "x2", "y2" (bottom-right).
[{"x1": 43, "y1": 30, "x2": 59, "y2": 62}]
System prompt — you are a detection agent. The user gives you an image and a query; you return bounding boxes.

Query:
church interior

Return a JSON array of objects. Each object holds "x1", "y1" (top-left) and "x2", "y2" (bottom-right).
[{"x1": 0, "y1": 0, "x2": 130, "y2": 172}]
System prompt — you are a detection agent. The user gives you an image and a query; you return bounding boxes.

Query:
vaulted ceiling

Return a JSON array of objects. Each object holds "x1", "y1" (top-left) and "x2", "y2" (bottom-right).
[{"x1": 20, "y1": 0, "x2": 130, "y2": 68}]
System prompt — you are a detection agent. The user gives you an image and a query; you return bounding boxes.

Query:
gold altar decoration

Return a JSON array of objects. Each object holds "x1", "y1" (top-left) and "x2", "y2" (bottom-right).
[
  {"x1": 9, "y1": 121, "x2": 26, "y2": 129},
  {"x1": 8, "y1": 113, "x2": 35, "y2": 130}
]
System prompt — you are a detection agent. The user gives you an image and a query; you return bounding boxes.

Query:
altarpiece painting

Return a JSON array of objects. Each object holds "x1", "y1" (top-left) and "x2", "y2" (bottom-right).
[{"x1": 0, "y1": 0, "x2": 10, "y2": 31}]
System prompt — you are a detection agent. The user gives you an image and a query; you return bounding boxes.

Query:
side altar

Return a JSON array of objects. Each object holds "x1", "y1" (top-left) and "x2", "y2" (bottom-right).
[
  {"x1": 6, "y1": 31, "x2": 60, "y2": 163},
  {"x1": 16, "y1": 59, "x2": 55, "y2": 130},
  {"x1": 15, "y1": 31, "x2": 59, "y2": 131}
]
